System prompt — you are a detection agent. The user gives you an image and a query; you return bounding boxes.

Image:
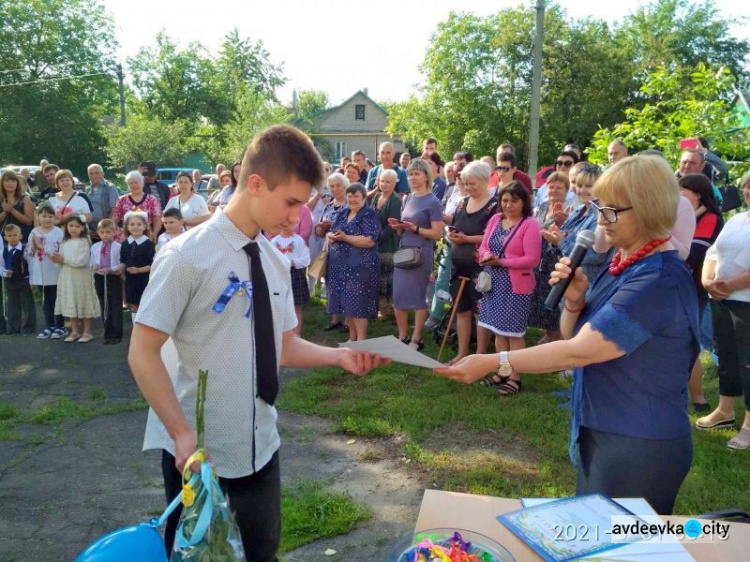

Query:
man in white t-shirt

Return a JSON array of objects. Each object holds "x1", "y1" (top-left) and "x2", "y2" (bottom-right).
[{"x1": 129, "y1": 125, "x2": 389, "y2": 560}]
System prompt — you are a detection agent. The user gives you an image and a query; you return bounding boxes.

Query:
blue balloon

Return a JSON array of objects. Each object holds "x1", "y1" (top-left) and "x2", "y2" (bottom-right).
[{"x1": 75, "y1": 523, "x2": 167, "y2": 562}]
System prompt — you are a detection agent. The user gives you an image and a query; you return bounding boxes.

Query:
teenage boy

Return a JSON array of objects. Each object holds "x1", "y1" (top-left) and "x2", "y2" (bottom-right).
[{"x1": 129, "y1": 125, "x2": 388, "y2": 560}]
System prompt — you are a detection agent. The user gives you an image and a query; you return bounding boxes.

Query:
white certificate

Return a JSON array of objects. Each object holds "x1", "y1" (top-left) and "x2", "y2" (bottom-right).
[
  {"x1": 339, "y1": 336, "x2": 445, "y2": 369},
  {"x1": 498, "y1": 494, "x2": 641, "y2": 561}
]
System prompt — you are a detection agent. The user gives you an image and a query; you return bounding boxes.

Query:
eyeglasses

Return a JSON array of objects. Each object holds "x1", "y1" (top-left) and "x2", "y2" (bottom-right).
[
  {"x1": 496, "y1": 166, "x2": 511, "y2": 172},
  {"x1": 589, "y1": 201, "x2": 633, "y2": 224},
  {"x1": 556, "y1": 160, "x2": 574, "y2": 168}
]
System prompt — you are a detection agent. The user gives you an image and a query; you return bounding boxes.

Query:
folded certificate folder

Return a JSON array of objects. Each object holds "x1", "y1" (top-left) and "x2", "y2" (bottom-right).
[{"x1": 497, "y1": 494, "x2": 639, "y2": 561}]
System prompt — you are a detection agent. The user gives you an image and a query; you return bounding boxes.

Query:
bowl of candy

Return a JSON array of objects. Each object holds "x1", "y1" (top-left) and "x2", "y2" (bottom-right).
[{"x1": 390, "y1": 529, "x2": 515, "y2": 561}]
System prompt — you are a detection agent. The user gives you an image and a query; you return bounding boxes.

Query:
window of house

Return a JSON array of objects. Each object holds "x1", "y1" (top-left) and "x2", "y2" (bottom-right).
[
  {"x1": 355, "y1": 104, "x2": 365, "y2": 120},
  {"x1": 335, "y1": 141, "x2": 347, "y2": 161}
]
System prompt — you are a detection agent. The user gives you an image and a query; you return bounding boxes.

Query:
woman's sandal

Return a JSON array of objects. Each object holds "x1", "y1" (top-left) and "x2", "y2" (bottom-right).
[
  {"x1": 727, "y1": 428, "x2": 750, "y2": 450},
  {"x1": 64, "y1": 333, "x2": 81, "y2": 343},
  {"x1": 497, "y1": 379, "x2": 523, "y2": 397},
  {"x1": 479, "y1": 374, "x2": 509, "y2": 387},
  {"x1": 408, "y1": 339, "x2": 424, "y2": 351}
]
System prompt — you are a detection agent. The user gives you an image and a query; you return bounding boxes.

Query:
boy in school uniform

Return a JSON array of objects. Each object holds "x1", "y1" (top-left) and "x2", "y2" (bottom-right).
[
  {"x1": 90, "y1": 219, "x2": 124, "y2": 344},
  {"x1": 129, "y1": 125, "x2": 389, "y2": 561},
  {"x1": 2, "y1": 224, "x2": 36, "y2": 335}
]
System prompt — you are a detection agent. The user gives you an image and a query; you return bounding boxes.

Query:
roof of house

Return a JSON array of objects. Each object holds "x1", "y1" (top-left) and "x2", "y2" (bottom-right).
[{"x1": 292, "y1": 90, "x2": 388, "y2": 125}]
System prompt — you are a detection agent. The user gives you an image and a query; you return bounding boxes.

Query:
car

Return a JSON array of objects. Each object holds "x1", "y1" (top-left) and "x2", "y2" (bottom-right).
[{"x1": 156, "y1": 167, "x2": 194, "y2": 185}]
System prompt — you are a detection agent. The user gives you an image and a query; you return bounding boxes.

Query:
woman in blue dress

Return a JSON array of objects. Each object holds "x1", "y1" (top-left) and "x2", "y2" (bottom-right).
[
  {"x1": 436, "y1": 156, "x2": 698, "y2": 515},
  {"x1": 326, "y1": 183, "x2": 381, "y2": 341}
]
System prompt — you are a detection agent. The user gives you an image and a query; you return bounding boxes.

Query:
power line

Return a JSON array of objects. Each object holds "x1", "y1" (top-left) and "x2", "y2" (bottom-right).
[
  {"x1": 0, "y1": 71, "x2": 114, "y2": 88},
  {"x1": 0, "y1": 59, "x2": 108, "y2": 75}
]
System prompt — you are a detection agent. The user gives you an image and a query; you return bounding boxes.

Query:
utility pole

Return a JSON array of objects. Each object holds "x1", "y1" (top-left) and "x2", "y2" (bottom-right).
[
  {"x1": 527, "y1": 0, "x2": 544, "y2": 188},
  {"x1": 117, "y1": 63, "x2": 126, "y2": 127}
]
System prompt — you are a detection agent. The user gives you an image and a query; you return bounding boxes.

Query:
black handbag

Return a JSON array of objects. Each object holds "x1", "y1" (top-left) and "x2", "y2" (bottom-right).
[{"x1": 720, "y1": 183, "x2": 742, "y2": 212}]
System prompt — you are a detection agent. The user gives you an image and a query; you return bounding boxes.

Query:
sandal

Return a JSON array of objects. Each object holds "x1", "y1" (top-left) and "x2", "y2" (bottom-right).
[
  {"x1": 64, "y1": 333, "x2": 81, "y2": 343},
  {"x1": 78, "y1": 333, "x2": 93, "y2": 343},
  {"x1": 497, "y1": 379, "x2": 522, "y2": 397},
  {"x1": 400, "y1": 336, "x2": 410, "y2": 345},
  {"x1": 408, "y1": 339, "x2": 424, "y2": 352},
  {"x1": 727, "y1": 428, "x2": 750, "y2": 450},
  {"x1": 324, "y1": 322, "x2": 343, "y2": 331},
  {"x1": 691, "y1": 401, "x2": 711, "y2": 413},
  {"x1": 479, "y1": 374, "x2": 510, "y2": 387},
  {"x1": 695, "y1": 412, "x2": 735, "y2": 430}
]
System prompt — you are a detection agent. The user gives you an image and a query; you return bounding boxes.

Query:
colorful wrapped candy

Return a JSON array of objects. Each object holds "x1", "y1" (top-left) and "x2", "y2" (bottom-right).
[{"x1": 400, "y1": 532, "x2": 496, "y2": 562}]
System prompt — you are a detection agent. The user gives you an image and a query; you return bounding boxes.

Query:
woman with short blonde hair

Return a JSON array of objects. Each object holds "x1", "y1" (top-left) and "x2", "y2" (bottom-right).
[{"x1": 438, "y1": 156, "x2": 698, "y2": 514}]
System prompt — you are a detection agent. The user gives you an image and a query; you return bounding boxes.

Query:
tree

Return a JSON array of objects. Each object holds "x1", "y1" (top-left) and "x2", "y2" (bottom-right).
[
  {"x1": 106, "y1": 115, "x2": 188, "y2": 171},
  {"x1": 386, "y1": 1, "x2": 750, "y2": 170},
  {"x1": 128, "y1": 33, "x2": 229, "y2": 126},
  {"x1": 588, "y1": 64, "x2": 750, "y2": 172},
  {"x1": 621, "y1": 0, "x2": 750, "y2": 86},
  {"x1": 216, "y1": 29, "x2": 285, "y2": 102},
  {"x1": 0, "y1": 0, "x2": 118, "y2": 173},
  {"x1": 202, "y1": 89, "x2": 290, "y2": 166}
]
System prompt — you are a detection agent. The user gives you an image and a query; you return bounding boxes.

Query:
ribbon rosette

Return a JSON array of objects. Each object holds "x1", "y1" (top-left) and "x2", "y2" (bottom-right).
[{"x1": 213, "y1": 271, "x2": 254, "y2": 318}]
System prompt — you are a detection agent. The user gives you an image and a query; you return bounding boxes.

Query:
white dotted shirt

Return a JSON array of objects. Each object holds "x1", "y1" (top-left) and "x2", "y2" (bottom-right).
[{"x1": 136, "y1": 211, "x2": 297, "y2": 478}]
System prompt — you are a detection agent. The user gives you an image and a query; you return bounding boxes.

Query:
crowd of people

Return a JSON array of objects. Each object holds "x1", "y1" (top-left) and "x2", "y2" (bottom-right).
[
  {"x1": 4, "y1": 124, "x2": 750, "y2": 554},
  {"x1": 2, "y1": 134, "x2": 749, "y2": 445}
]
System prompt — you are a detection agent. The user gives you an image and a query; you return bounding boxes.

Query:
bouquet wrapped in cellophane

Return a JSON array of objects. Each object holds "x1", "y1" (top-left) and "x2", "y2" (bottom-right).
[{"x1": 170, "y1": 370, "x2": 246, "y2": 562}]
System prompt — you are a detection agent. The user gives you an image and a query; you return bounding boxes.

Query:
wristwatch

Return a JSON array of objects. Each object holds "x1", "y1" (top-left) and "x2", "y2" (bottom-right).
[{"x1": 498, "y1": 351, "x2": 513, "y2": 378}]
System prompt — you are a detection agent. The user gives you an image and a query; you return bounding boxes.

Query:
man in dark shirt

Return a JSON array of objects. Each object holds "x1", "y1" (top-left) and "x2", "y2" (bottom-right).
[{"x1": 139, "y1": 161, "x2": 171, "y2": 210}]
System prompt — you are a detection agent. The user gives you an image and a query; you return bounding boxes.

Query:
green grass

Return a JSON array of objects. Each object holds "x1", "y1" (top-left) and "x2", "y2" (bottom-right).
[
  {"x1": 0, "y1": 393, "x2": 148, "y2": 442},
  {"x1": 281, "y1": 300, "x2": 750, "y2": 515},
  {"x1": 280, "y1": 480, "x2": 371, "y2": 553}
]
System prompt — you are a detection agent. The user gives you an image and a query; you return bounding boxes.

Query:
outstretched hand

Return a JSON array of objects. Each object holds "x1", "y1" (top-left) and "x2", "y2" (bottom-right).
[
  {"x1": 337, "y1": 348, "x2": 391, "y2": 377},
  {"x1": 434, "y1": 355, "x2": 495, "y2": 384}
]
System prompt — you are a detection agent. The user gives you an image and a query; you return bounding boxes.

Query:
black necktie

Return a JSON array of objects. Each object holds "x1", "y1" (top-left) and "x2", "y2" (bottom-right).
[{"x1": 243, "y1": 242, "x2": 278, "y2": 405}]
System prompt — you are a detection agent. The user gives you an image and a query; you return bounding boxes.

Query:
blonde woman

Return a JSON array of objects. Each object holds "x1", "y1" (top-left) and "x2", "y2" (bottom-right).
[{"x1": 438, "y1": 156, "x2": 698, "y2": 515}]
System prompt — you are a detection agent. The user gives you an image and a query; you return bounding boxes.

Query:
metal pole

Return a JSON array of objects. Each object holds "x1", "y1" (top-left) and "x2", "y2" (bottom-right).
[
  {"x1": 527, "y1": 0, "x2": 545, "y2": 189},
  {"x1": 117, "y1": 63, "x2": 126, "y2": 127}
]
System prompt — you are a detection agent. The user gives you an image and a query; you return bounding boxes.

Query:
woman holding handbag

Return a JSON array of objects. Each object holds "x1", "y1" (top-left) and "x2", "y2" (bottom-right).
[
  {"x1": 390, "y1": 159, "x2": 444, "y2": 350},
  {"x1": 444, "y1": 161, "x2": 497, "y2": 364},
  {"x1": 477, "y1": 182, "x2": 542, "y2": 395}
]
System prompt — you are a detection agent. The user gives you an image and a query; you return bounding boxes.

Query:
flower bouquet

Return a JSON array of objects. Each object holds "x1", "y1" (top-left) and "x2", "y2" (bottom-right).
[{"x1": 170, "y1": 370, "x2": 246, "y2": 562}]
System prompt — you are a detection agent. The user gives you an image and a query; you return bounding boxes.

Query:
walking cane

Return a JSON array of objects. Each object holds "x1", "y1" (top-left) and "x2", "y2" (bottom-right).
[{"x1": 437, "y1": 276, "x2": 469, "y2": 363}]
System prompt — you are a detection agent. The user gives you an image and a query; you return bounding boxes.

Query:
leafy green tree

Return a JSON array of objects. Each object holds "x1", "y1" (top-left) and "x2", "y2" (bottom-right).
[
  {"x1": 0, "y1": 0, "x2": 118, "y2": 173},
  {"x1": 128, "y1": 33, "x2": 229, "y2": 125},
  {"x1": 588, "y1": 64, "x2": 749, "y2": 171},
  {"x1": 216, "y1": 29, "x2": 285, "y2": 102},
  {"x1": 621, "y1": 0, "x2": 750, "y2": 85},
  {"x1": 203, "y1": 89, "x2": 290, "y2": 166},
  {"x1": 387, "y1": 1, "x2": 749, "y2": 170},
  {"x1": 106, "y1": 115, "x2": 188, "y2": 171}
]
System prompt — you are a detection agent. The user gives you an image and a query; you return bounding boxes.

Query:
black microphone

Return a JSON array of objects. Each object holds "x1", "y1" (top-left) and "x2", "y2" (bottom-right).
[{"x1": 545, "y1": 230, "x2": 596, "y2": 311}]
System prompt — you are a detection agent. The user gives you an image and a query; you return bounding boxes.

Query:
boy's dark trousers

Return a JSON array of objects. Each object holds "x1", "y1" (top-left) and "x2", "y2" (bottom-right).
[
  {"x1": 0, "y1": 278, "x2": 6, "y2": 333},
  {"x1": 5, "y1": 278, "x2": 36, "y2": 333},
  {"x1": 94, "y1": 274, "x2": 123, "y2": 340},
  {"x1": 41, "y1": 285, "x2": 64, "y2": 330}
]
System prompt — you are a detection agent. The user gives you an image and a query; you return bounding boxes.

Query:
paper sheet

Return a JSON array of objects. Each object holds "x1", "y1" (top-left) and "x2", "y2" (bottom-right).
[
  {"x1": 521, "y1": 498, "x2": 692, "y2": 561},
  {"x1": 339, "y1": 335, "x2": 445, "y2": 368}
]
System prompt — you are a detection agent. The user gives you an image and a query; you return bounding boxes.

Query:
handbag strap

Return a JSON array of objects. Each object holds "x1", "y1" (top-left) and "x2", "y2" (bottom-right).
[{"x1": 495, "y1": 216, "x2": 526, "y2": 259}]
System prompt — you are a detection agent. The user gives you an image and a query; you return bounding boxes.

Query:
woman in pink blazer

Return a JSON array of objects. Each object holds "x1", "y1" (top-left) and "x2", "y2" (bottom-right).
[{"x1": 477, "y1": 182, "x2": 542, "y2": 396}]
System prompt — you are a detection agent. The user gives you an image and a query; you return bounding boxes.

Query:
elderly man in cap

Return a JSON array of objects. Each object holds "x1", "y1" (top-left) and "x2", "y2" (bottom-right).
[{"x1": 138, "y1": 161, "x2": 171, "y2": 210}]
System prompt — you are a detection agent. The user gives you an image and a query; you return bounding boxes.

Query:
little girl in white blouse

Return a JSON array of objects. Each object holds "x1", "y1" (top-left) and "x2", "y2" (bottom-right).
[{"x1": 272, "y1": 226, "x2": 311, "y2": 336}]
